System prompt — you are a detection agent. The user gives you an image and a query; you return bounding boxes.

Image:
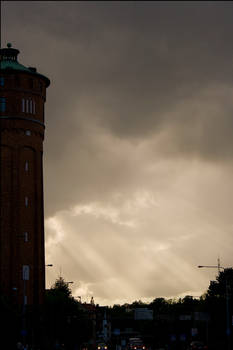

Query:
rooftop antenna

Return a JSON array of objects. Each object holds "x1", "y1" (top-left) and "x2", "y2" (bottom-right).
[{"x1": 217, "y1": 256, "x2": 221, "y2": 275}]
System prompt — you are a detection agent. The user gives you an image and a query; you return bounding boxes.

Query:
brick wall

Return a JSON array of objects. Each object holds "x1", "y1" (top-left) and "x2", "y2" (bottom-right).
[{"x1": 0, "y1": 70, "x2": 48, "y2": 306}]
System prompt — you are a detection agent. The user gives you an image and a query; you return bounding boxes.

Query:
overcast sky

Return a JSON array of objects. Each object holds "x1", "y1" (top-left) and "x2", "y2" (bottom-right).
[{"x1": 2, "y1": 1, "x2": 233, "y2": 306}]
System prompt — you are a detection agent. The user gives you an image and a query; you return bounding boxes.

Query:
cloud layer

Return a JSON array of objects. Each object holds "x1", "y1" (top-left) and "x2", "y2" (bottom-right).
[{"x1": 2, "y1": 1, "x2": 233, "y2": 305}]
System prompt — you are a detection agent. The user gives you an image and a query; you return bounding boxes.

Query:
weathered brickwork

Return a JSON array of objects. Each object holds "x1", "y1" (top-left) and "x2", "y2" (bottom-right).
[{"x1": 0, "y1": 45, "x2": 50, "y2": 306}]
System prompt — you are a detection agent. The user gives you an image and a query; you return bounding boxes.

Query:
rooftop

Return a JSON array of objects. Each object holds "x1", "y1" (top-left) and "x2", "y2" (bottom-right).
[{"x1": 0, "y1": 43, "x2": 50, "y2": 87}]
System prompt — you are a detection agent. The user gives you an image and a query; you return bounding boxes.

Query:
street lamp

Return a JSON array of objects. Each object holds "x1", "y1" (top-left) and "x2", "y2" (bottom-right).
[
  {"x1": 198, "y1": 264, "x2": 231, "y2": 350},
  {"x1": 198, "y1": 265, "x2": 223, "y2": 269}
]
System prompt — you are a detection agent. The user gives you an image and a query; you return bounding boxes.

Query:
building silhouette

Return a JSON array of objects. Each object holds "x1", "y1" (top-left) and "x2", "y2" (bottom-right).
[{"x1": 0, "y1": 43, "x2": 50, "y2": 307}]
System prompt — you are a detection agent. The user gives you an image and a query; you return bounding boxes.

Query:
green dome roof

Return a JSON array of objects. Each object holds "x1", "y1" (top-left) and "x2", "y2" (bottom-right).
[
  {"x1": 0, "y1": 59, "x2": 32, "y2": 72},
  {"x1": 0, "y1": 43, "x2": 50, "y2": 87}
]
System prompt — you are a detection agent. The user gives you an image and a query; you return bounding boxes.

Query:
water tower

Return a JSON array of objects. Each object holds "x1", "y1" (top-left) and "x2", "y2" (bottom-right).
[{"x1": 0, "y1": 43, "x2": 50, "y2": 307}]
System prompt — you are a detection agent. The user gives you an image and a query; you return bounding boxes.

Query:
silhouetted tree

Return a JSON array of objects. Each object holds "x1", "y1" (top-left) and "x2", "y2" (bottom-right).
[
  {"x1": 43, "y1": 277, "x2": 94, "y2": 349},
  {"x1": 203, "y1": 268, "x2": 233, "y2": 349},
  {"x1": 51, "y1": 276, "x2": 73, "y2": 297},
  {"x1": 206, "y1": 268, "x2": 233, "y2": 299}
]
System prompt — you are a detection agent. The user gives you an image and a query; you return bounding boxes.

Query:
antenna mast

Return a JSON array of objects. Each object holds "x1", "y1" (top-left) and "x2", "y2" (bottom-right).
[{"x1": 217, "y1": 257, "x2": 221, "y2": 275}]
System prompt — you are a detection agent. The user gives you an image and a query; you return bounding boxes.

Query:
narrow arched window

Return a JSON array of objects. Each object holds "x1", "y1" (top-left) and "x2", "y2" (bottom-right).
[
  {"x1": 26, "y1": 99, "x2": 29, "y2": 113},
  {"x1": 30, "y1": 100, "x2": 33, "y2": 114},
  {"x1": 22, "y1": 265, "x2": 30, "y2": 280}
]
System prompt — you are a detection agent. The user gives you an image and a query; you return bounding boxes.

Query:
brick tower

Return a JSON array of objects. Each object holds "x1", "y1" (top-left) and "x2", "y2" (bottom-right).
[{"x1": 0, "y1": 43, "x2": 50, "y2": 307}]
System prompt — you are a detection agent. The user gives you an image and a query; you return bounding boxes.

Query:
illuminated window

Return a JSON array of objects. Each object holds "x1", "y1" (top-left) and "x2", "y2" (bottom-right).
[
  {"x1": 0, "y1": 97, "x2": 6, "y2": 112},
  {"x1": 0, "y1": 77, "x2": 4, "y2": 86},
  {"x1": 25, "y1": 130, "x2": 31, "y2": 136},
  {"x1": 25, "y1": 196, "x2": 28, "y2": 207},
  {"x1": 25, "y1": 161, "x2": 29, "y2": 171}
]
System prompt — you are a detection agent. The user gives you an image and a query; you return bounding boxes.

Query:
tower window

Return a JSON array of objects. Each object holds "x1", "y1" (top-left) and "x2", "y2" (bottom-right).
[
  {"x1": 30, "y1": 100, "x2": 33, "y2": 114},
  {"x1": 22, "y1": 99, "x2": 25, "y2": 113},
  {"x1": 25, "y1": 196, "x2": 29, "y2": 207},
  {"x1": 0, "y1": 77, "x2": 4, "y2": 86},
  {"x1": 22, "y1": 99, "x2": 35, "y2": 114},
  {"x1": 26, "y1": 99, "x2": 29, "y2": 113},
  {"x1": 24, "y1": 232, "x2": 29, "y2": 242},
  {"x1": 0, "y1": 97, "x2": 6, "y2": 112},
  {"x1": 22, "y1": 265, "x2": 30, "y2": 280},
  {"x1": 25, "y1": 130, "x2": 31, "y2": 136},
  {"x1": 25, "y1": 161, "x2": 29, "y2": 171}
]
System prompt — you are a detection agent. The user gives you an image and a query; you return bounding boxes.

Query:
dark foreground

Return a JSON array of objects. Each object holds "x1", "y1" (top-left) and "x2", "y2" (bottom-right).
[{"x1": 1, "y1": 273, "x2": 232, "y2": 350}]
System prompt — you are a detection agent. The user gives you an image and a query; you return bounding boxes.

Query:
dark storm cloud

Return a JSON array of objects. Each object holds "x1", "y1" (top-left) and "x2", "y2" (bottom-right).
[
  {"x1": 3, "y1": 1, "x2": 233, "y2": 216},
  {"x1": 3, "y1": 2, "x2": 233, "y2": 156}
]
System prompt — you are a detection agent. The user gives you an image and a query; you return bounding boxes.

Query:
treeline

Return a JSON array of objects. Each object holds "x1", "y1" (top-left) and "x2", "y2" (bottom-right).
[
  {"x1": 1, "y1": 269, "x2": 232, "y2": 349},
  {"x1": 109, "y1": 268, "x2": 233, "y2": 349}
]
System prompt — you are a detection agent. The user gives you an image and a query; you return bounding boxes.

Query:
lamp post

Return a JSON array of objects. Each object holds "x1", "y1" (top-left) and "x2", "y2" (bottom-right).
[{"x1": 198, "y1": 264, "x2": 231, "y2": 350}]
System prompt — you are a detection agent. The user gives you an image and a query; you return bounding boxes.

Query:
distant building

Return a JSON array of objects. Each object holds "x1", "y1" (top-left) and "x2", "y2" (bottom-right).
[
  {"x1": 0, "y1": 43, "x2": 50, "y2": 306},
  {"x1": 134, "y1": 308, "x2": 153, "y2": 320}
]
